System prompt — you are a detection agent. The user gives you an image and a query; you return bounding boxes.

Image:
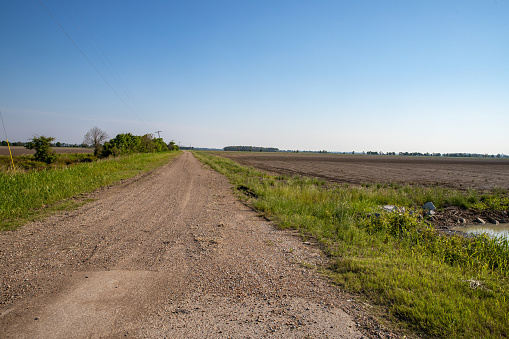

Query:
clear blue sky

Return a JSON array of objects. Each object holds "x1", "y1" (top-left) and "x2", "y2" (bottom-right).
[{"x1": 1, "y1": 1, "x2": 508, "y2": 153}]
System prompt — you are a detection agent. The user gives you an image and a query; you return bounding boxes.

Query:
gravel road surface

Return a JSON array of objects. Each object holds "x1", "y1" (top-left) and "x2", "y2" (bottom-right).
[{"x1": 1, "y1": 152, "x2": 366, "y2": 338}]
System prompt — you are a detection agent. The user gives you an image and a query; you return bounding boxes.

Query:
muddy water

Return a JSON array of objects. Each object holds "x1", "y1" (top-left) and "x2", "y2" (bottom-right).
[{"x1": 451, "y1": 224, "x2": 509, "y2": 239}]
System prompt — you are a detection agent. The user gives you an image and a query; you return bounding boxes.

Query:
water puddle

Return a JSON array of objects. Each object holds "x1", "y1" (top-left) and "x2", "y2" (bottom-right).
[{"x1": 451, "y1": 223, "x2": 509, "y2": 239}]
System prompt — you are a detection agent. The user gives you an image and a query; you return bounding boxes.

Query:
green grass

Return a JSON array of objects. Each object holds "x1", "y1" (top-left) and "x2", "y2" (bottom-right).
[
  {"x1": 194, "y1": 151, "x2": 509, "y2": 339},
  {"x1": 0, "y1": 151, "x2": 181, "y2": 231},
  {"x1": 0, "y1": 152, "x2": 97, "y2": 171}
]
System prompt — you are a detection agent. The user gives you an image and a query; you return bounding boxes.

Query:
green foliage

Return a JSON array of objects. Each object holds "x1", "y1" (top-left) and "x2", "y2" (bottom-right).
[
  {"x1": 25, "y1": 136, "x2": 57, "y2": 164},
  {"x1": 365, "y1": 212, "x2": 509, "y2": 273},
  {"x1": 0, "y1": 153, "x2": 96, "y2": 172},
  {"x1": 471, "y1": 195, "x2": 509, "y2": 211},
  {"x1": 100, "y1": 133, "x2": 168, "y2": 157},
  {"x1": 168, "y1": 141, "x2": 179, "y2": 151},
  {"x1": 194, "y1": 151, "x2": 509, "y2": 339},
  {"x1": 366, "y1": 212, "x2": 423, "y2": 237}
]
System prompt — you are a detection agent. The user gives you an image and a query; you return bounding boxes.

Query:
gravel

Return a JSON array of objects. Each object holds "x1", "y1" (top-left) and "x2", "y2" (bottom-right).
[{"x1": 0, "y1": 152, "x2": 399, "y2": 338}]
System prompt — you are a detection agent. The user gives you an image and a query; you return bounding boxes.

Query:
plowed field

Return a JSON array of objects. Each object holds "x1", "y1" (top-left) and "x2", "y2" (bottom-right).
[{"x1": 218, "y1": 152, "x2": 509, "y2": 191}]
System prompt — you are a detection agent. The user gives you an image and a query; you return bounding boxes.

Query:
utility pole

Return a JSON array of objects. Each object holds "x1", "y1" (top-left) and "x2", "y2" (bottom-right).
[
  {"x1": 155, "y1": 131, "x2": 162, "y2": 138},
  {"x1": 0, "y1": 111, "x2": 15, "y2": 172}
]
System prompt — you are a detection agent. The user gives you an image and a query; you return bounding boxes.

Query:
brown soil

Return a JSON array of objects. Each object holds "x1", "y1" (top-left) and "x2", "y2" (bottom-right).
[
  {"x1": 217, "y1": 152, "x2": 509, "y2": 234},
  {"x1": 0, "y1": 146, "x2": 93, "y2": 156},
  {"x1": 218, "y1": 152, "x2": 509, "y2": 191},
  {"x1": 0, "y1": 152, "x2": 397, "y2": 338}
]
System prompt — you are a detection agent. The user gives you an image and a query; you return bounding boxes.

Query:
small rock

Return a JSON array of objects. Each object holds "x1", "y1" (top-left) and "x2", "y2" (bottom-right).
[
  {"x1": 425, "y1": 210, "x2": 436, "y2": 216},
  {"x1": 423, "y1": 202, "x2": 436, "y2": 211},
  {"x1": 374, "y1": 213, "x2": 381, "y2": 218},
  {"x1": 476, "y1": 217, "x2": 486, "y2": 224},
  {"x1": 383, "y1": 205, "x2": 396, "y2": 212},
  {"x1": 458, "y1": 218, "x2": 466, "y2": 224}
]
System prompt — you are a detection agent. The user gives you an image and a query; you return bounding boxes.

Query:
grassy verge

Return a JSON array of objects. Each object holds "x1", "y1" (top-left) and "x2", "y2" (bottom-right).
[
  {"x1": 0, "y1": 152, "x2": 96, "y2": 171},
  {"x1": 194, "y1": 151, "x2": 509, "y2": 339},
  {"x1": 1, "y1": 151, "x2": 181, "y2": 231}
]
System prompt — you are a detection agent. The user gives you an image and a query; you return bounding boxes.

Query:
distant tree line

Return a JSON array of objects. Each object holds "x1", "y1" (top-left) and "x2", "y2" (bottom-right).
[
  {"x1": 441, "y1": 153, "x2": 505, "y2": 158},
  {"x1": 398, "y1": 152, "x2": 505, "y2": 158},
  {"x1": 398, "y1": 152, "x2": 439, "y2": 156},
  {"x1": 223, "y1": 146, "x2": 279, "y2": 152},
  {"x1": 363, "y1": 151, "x2": 507, "y2": 158}
]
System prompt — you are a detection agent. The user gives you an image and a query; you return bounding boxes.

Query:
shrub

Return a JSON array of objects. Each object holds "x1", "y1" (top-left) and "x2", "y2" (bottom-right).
[
  {"x1": 25, "y1": 136, "x2": 57, "y2": 164},
  {"x1": 100, "y1": 133, "x2": 169, "y2": 157}
]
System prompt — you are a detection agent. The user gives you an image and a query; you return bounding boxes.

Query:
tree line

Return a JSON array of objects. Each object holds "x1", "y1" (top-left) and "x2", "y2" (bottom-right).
[
  {"x1": 223, "y1": 146, "x2": 279, "y2": 152},
  {"x1": 16, "y1": 127, "x2": 179, "y2": 164}
]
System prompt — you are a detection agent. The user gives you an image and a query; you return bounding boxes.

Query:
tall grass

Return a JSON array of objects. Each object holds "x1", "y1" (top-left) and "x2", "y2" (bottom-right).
[
  {"x1": 194, "y1": 151, "x2": 509, "y2": 339},
  {"x1": 1, "y1": 152, "x2": 180, "y2": 230},
  {"x1": 0, "y1": 153, "x2": 96, "y2": 171}
]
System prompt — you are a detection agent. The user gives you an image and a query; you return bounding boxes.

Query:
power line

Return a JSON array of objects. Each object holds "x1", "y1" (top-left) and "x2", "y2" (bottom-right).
[
  {"x1": 0, "y1": 111, "x2": 16, "y2": 172},
  {"x1": 38, "y1": 0, "x2": 155, "y2": 131},
  {"x1": 64, "y1": 0, "x2": 152, "y2": 123}
]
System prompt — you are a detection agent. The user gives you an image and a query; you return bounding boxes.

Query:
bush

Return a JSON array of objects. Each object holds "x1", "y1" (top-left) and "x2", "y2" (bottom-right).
[
  {"x1": 25, "y1": 136, "x2": 57, "y2": 164},
  {"x1": 100, "y1": 133, "x2": 169, "y2": 157},
  {"x1": 168, "y1": 141, "x2": 179, "y2": 151}
]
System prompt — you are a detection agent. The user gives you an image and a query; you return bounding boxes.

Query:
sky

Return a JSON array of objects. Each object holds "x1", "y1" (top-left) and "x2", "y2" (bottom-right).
[{"x1": 1, "y1": 1, "x2": 508, "y2": 154}]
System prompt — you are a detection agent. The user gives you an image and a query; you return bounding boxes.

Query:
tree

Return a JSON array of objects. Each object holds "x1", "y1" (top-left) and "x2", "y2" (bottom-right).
[
  {"x1": 168, "y1": 141, "x2": 179, "y2": 151},
  {"x1": 83, "y1": 127, "x2": 109, "y2": 156},
  {"x1": 25, "y1": 136, "x2": 57, "y2": 164},
  {"x1": 100, "y1": 133, "x2": 169, "y2": 157},
  {"x1": 140, "y1": 134, "x2": 155, "y2": 153}
]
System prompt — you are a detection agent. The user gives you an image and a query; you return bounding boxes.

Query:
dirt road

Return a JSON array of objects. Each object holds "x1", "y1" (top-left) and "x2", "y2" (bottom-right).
[{"x1": 0, "y1": 152, "x2": 366, "y2": 338}]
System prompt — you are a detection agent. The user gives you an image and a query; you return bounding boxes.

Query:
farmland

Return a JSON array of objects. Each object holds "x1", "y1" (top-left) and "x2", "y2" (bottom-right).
[{"x1": 218, "y1": 152, "x2": 509, "y2": 191}]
